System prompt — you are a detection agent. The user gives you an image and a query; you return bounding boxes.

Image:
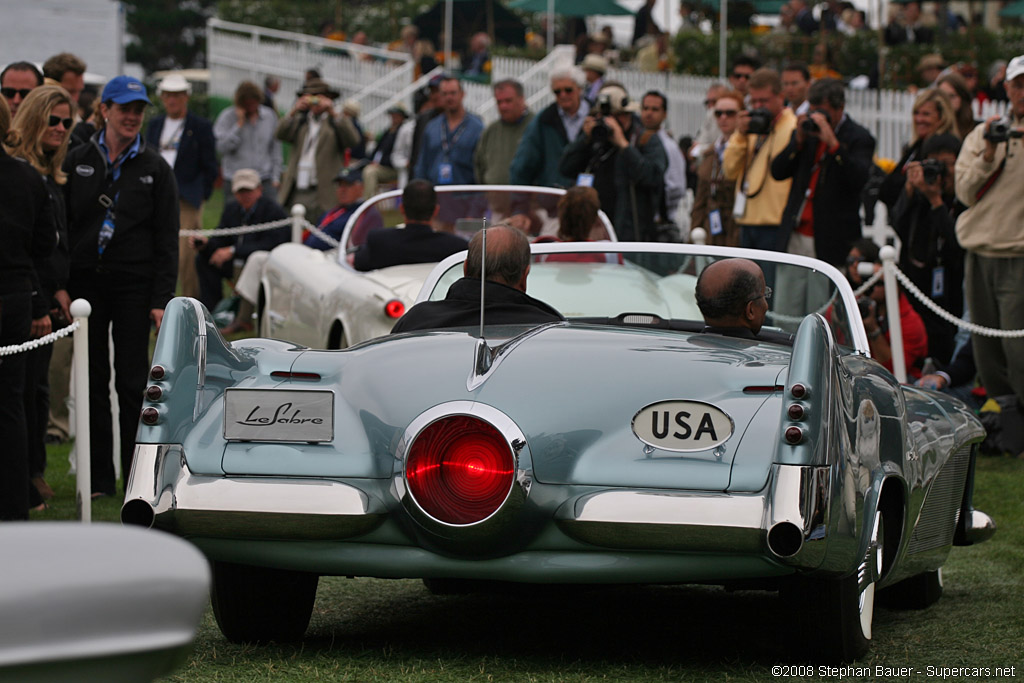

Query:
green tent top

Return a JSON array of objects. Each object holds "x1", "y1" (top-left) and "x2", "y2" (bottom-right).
[
  {"x1": 1001, "y1": 0, "x2": 1024, "y2": 18},
  {"x1": 508, "y1": 0, "x2": 632, "y2": 17},
  {"x1": 700, "y1": 0, "x2": 788, "y2": 13}
]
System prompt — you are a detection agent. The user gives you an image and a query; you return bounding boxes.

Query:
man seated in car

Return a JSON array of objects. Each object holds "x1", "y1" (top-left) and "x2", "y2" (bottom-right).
[
  {"x1": 391, "y1": 225, "x2": 564, "y2": 333},
  {"x1": 694, "y1": 258, "x2": 770, "y2": 339},
  {"x1": 350, "y1": 179, "x2": 467, "y2": 271}
]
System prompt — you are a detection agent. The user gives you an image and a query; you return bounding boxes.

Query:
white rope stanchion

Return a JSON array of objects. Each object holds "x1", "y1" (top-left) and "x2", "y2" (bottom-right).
[
  {"x1": 290, "y1": 204, "x2": 306, "y2": 244},
  {"x1": 880, "y1": 245, "x2": 907, "y2": 383},
  {"x1": 70, "y1": 299, "x2": 92, "y2": 523}
]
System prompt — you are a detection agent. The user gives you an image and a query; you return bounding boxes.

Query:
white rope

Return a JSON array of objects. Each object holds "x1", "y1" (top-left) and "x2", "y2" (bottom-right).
[
  {"x1": 179, "y1": 216, "x2": 296, "y2": 238},
  {"x1": 891, "y1": 265, "x2": 1024, "y2": 339},
  {"x1": 0, "y1": 320, "x2": 80, "y2": 357},
  {"x1": 303, "y1": 222, "x2": 341, "y2": 249},
  {"x1": 763, "y1": 270, "x2": 882, "y2": 325}
]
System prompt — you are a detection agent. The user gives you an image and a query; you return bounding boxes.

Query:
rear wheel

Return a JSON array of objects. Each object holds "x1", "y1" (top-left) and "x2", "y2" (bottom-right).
[
  {"x1": 211, "y1": 561, "x2": 318, "y2": 643},
  {"x1": 880, "y1": 568, "x2": 943, "y2": 609}
]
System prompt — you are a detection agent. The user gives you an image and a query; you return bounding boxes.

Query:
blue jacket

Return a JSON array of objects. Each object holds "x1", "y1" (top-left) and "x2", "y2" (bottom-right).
[
  {"x1": 413, "y1": 113, "x2": 483, "y2": 185},
  {"x1": 145, "y1": 111, "x2": 219, "y2": 209}
]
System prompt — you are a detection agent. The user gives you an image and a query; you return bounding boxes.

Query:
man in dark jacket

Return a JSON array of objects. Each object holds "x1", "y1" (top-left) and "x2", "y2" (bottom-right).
[
  {"x1": 194, "y1": 168, "x2": 289, "y2": 310},
  {"x1": 770, "y1": 78, "x2": 875, "y2": 321},
  {"x1": 63, "y1": 75, "x2": 179, "y2": 497},
  {"x1": 559, "y1": 83, "x2": 667, "y2": 242},
  {"x1": 391, "y1": 224, "x2": 563, "y2": 333},
  {"x1": 145, "y1": 74, "x2": 219, "y2": 299},
  {"x1": 351, "y1": 179, "x2": 466, "y2": 272}
]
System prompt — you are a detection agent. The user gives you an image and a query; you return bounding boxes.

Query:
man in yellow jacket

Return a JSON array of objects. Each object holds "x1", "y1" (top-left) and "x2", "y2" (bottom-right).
[{"x1": 723, "y1": 68, "x2": 796, "y2": 251}]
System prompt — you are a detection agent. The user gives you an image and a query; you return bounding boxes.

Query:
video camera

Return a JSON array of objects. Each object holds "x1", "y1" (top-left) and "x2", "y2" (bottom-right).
[
  {"x1": 984, "y1": 118, "x2": 1023, "y2": 144},
  {"x1": 800, "y1": 109, "x2": 832, "y2": 135}
]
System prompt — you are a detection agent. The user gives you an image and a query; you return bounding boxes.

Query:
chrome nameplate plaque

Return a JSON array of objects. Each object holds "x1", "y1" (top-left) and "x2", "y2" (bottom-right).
[{"x1": 224, "y1": 389, "x2": 334, "y2": 442}]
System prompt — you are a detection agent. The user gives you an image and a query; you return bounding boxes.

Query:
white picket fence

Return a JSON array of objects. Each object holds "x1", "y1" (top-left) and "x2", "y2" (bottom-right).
[{"x1": 206, "y1": 18, "x2": 1009, "y2": 161}]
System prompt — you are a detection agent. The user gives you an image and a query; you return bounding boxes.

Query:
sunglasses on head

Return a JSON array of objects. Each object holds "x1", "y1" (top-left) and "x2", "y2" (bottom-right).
[
  {"x1": 552, "y1": 87, "x2": 576, "y2": 95},
  {"x1": 1, "y1": 87, "x2": 32, "y2": 99},
  {"x1": 48, "y1": 115, "x2": 73, "y2": 129},
  {"x1": 714, "y1": 109, "x2": 738, "y2": 117}
]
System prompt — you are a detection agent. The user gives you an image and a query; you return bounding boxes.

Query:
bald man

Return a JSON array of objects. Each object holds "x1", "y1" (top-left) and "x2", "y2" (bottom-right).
[
  {"x1": 694, "y1": 258, "x2": 771, "y2": 338},
  {"x1": 391, "y1": 225, "x2": 563, "y2": 333}
]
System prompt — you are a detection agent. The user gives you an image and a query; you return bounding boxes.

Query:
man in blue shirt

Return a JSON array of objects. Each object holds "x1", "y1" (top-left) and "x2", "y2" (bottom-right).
[{"x1": 412, "y1": 76, "x2": 483, "y2": 186}]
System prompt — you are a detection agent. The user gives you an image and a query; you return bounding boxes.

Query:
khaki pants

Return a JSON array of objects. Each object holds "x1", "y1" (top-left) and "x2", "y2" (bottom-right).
[
  {"x1": 362, "y1": 163, "x2": 398, "y2": 199},
  {"x1": 178, "y1": 200, "x2": 203, "y2": 299},
  {"x1": 46, "y1": 335, "x2": 73, "y2": 440}
]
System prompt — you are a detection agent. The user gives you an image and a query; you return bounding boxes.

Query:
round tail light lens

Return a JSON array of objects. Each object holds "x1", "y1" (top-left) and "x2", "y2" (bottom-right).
[
  {"x1": 406, "y1": 416, "x2": 515, "y2": 525},
  {"x1": 385, "y1": 299, "x2": 406, "y2": 319}
]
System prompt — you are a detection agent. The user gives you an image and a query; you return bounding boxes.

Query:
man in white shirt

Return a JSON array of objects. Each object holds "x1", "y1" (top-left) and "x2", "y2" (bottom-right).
[{"x1": 144, "y1": 74, "x2": 219, "y2": 299}]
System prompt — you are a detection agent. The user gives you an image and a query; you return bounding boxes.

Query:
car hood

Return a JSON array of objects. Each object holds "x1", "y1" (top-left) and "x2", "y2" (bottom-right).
[{"x1": 289, "y1": 323, "x2": 791, "y2": 492}]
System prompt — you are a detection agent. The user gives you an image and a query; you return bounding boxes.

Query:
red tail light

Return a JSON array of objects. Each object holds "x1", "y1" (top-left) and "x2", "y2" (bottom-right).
[
  {"x1": 406, "y1": 416, "x2": 515, "y2": 525},
  {"x1": 385, "y1": 299, "x2": 406, "y2": 319}
]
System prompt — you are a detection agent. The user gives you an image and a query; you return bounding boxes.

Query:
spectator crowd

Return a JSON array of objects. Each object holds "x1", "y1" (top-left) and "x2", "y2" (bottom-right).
[{"x1": 3, "y1": 3, "x2": 1024, "y2": 521}]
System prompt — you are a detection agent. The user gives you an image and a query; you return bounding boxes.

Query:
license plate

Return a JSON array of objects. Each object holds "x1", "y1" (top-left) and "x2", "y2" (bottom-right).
[{"x1": 224, "y1": 389, "x2": 334, "y2": 442}]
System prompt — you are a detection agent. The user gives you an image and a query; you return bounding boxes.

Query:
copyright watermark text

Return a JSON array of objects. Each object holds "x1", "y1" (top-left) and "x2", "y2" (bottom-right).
[{"x1": 771, "y1": 664, "x2": 1018, "y2": 679}]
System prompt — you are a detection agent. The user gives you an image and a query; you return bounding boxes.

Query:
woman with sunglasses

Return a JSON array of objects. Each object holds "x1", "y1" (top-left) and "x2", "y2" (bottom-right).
[
  {"x1": 0, "y1": 95, "x2": 58, "y2": 520},
  {"x1": 7, "y1": 85, "x2": 75, "y2": 510},
  {"x1": 691, "y1": 90, "x2": 744, "y2": 246}
]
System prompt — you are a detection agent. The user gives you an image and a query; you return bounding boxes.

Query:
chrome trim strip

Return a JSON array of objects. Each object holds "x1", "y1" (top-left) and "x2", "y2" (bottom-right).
[
  {"x1": 122, "y1": 444, "x2": 384, "y2": 539},
  {"x1": 468, "y1": 323, "x2": 563, "y2": 391},
  {"x1": 185, "y1": 298, "x2": 207, "y2": 422}
]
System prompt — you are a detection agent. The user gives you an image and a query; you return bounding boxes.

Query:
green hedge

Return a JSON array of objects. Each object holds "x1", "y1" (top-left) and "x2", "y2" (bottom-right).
[{"x1": 672, "y1": 27, "x2": 1024, "y2": 88}]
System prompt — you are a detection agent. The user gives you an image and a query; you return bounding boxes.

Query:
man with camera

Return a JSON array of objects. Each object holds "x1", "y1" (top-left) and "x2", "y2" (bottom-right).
[
  {"x1": 559, "y1": 83, "x2": 667, "y2": 242},
  {"x1": 891, "y1": 133, "x2": 964, "y2": 364},
  {"x1": 955, "y1": 53, "x2": 1024, "y2": 436},
  {"x1": 723, "y1": 68, "x2": 796, "y2": 252},
  {"x1": 770, "y1": 78, "x2": 875, "y2": 318}
]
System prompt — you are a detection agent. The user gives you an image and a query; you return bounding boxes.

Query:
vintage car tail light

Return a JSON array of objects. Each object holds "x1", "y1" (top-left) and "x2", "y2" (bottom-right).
[
  {"x1": 384, "y1": 299, "x2": 406, "y2": 319},
  {"x1": 150, "y1": 365, "x2": 166, "y2": 381},
  {"x1": 145, "y1": 385, "x2": 163, "y2": 401},
  {"x1": 270, "y1": 371, "x2": 322, "y2": 381},
  {"x1": 784, "y1": 426, "x2": 804, "y2": 444},
  {"x1": 141, "y1": 407, "x2": 160, "y2": 425},
  {"x1": 406, "y1": 415, "x2": 515, "y2": 525},
  {"x1": 787, "y1": 404, "x2": 805, "y2": 420},
  {"x1": 790, "y1": 383, "x2": 808, "y2": 399}
]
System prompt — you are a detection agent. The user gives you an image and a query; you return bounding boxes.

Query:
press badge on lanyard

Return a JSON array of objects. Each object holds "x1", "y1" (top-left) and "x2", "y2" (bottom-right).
[
  {"x1": 733, "y1": 183, "x2": 748, "y2": 219},
  {"x1": 932, "y1": 266, "x2": 945, "y2": 298},
  {"x1": 576, "y1": 173, "x2": 594, "y2": 187},
  {"x1": 708, "y1": 209, "x2": 724, "y2": 236},
  {"x1": 438, "y1": 119, "x2": 468, "y2": 185}
]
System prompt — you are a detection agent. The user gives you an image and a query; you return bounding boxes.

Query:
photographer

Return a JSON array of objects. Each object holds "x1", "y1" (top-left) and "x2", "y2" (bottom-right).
[
  {"x1": 723, "y1": 68, "x2": 796, "y2": 252},
  {"x1": 559, "y1": 83, "x2": 667, "y2": 242},
  {"x1": 771, "y1": 78, "x2": 875, "y2": 319},
  {"x1": 955, "y1": 53, "x2": 1024, "y2": 431},
  {"x1": 891, "y1": 133, "x2": 964, "y2": 364}
]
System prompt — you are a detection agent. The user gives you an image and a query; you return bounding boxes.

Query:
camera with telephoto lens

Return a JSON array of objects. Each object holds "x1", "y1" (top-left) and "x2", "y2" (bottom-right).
[
  {"x1": 590, "y1": 94, "x2": 614, "y2": 144},
  {"x1": 984, "y1": 118, "x2": 1023, "y2": 143},
  {"x1": 801, "y1": 108, "x2": 832, "y2": 134},
  {"x1": 746, "y1": 108, "x2": 772, "y2": 135},
  {"x1": 920, "y1": 158, "x2": 945, "y2": 184}
]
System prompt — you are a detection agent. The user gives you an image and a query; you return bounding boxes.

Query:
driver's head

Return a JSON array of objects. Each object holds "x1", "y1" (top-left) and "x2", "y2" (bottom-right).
[
  {"x1": 401, "y1": 179, "x2": 438, "y2": 222},
  {"x1": 464, "y1": 225, "x2": 531, "y2": 292},
  {"x1": 695, "y1": 258, "x2": 769, "y2": 334}
]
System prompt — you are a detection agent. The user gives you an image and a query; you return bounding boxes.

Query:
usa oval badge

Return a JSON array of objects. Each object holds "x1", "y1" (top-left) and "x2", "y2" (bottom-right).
[{"x1": 632, "y1": 400, "x2": 734, "y2": 453}]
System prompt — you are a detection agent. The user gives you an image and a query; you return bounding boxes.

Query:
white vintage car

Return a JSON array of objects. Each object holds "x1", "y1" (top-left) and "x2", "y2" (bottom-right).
[{"x1": 257, "y1": 185, "x2": 615, "y2": 349}]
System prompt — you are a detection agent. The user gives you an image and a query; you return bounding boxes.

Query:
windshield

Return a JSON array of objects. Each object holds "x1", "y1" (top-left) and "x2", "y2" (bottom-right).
[
  {"x1": 341, "y1": 185, "x2": 615, "y2": 253},
  {"x1": 426, "y1": 244, "x2": 861, "y2": 350}
]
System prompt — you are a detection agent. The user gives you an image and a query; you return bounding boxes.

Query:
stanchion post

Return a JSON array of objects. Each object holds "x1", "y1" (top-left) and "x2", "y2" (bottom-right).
[
  {"x1": 70, "y1": 298, "x2": 92, "y2": 523},
  {"x1": 690, "y1": 227, "x2": 707, "y2": 245},
  {"x1": 880, "y1": 245, "x2": 906, "y2": 383},
  {"x1": 291, "y1": 204, "x2": 306, "y2": 244}
]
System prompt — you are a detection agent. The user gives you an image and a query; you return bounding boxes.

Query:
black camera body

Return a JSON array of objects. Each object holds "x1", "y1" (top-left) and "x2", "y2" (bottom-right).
[
  {"x1": 800, "y1": 108, "x2": 832, "y2": 134},
  {"x1": 747, "y1": 108, "x2": 772, "y2": 135},
  {"x1": 984, "y1": 118, "x2": 1024, "y2": 143},
  {"x1": 590, "y1": 94, "x2": 614, "y2": 144},
  {"x1": 920, "y1": 158, "x2": 945, "y2": 184}
]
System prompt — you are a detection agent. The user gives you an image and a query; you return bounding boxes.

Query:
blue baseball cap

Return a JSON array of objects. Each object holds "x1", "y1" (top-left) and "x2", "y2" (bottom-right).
[{"x1": 101, "y1": 75, "x2": 151, "y2": 105}]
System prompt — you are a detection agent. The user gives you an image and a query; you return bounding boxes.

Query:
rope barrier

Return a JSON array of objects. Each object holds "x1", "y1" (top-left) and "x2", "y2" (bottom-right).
[
  {"x1": 303, "y1": 222, "x2": 341, "y2": 249},
  {"x1": 891, "y1": 265, "x2": 1024, "y2": 339},
  {"x1": 764, "y1": 270, "x2": 883, "y2": 325},
  {"x1": 178, "y1": 216, "x2": 295, "y2": 238},
  {"x1": 0, "y1": 320, "x2": 80, "y2": 357}
]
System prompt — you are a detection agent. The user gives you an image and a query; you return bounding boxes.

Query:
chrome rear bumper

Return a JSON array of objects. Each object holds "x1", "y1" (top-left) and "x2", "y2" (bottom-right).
[{"x1": 122, "y1": 444, "x2": 385, "y2": 539}]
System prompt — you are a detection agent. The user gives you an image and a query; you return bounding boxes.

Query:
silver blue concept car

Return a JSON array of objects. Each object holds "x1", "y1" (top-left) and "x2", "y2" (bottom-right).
[{"x1": 122, "y1": 241, "x2": 994, "y2": 662}]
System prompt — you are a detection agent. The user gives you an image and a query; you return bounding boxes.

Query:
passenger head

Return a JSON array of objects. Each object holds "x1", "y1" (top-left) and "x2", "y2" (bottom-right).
[
  {"x1": 695, "y1": 258, "x2": 769, "y2": 334},
  {"x1": 557, "y1": 186, "x2": 600, "y2": 242},
  {"x1": 402, "y1": 179, "x2": 438, "y2": 222},
  {"x1": 464, "y1": 225, "x2": 532, "y2": 291}
]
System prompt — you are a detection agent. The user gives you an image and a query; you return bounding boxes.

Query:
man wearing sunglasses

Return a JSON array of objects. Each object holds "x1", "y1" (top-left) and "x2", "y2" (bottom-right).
[
  {"x1": 728, "y1": 56, "x2": 759, "y2": 101},
  {"x1": 0, "y1": 61, "x2": 43, "y2": 117},
  {"x1": 509, "y1": 67, "x2": 590, "y2": 189},
  {"x1": 62, "y1": 75, "x2": 179, "y2": 499}
]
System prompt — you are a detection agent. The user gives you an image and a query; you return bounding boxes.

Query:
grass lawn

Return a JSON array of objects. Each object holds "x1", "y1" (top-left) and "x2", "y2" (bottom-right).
[{"x1": 31, "y1": 443, "x2": 1024, "y2": 682}]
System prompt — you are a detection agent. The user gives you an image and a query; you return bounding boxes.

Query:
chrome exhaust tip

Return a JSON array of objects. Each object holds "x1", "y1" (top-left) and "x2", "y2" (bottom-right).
[
  {"x1": 121, "y1": 498, "x2": 156, "y2": 528},
  {"x1": 767, "y1": 521, "x2": 804, "y2": 558}
]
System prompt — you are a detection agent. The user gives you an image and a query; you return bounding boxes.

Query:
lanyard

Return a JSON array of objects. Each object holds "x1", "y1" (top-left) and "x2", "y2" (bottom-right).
[{"x1": 440, "y1": 117, "x2": 469, "y2": 159}]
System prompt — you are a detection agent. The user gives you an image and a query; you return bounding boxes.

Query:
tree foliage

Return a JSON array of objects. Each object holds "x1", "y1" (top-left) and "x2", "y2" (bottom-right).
[
  {"x1": 124, "y1": 0, "x2": 218, "y2": 72},
  {"x1": 216, "y1": 0, "x2": 435, "y2": 43}
]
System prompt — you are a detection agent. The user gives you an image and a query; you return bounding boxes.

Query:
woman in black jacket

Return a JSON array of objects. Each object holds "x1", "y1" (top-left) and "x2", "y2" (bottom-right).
[{"x1": 0, "y1": 95, "x2": 57, "y2": 520}]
